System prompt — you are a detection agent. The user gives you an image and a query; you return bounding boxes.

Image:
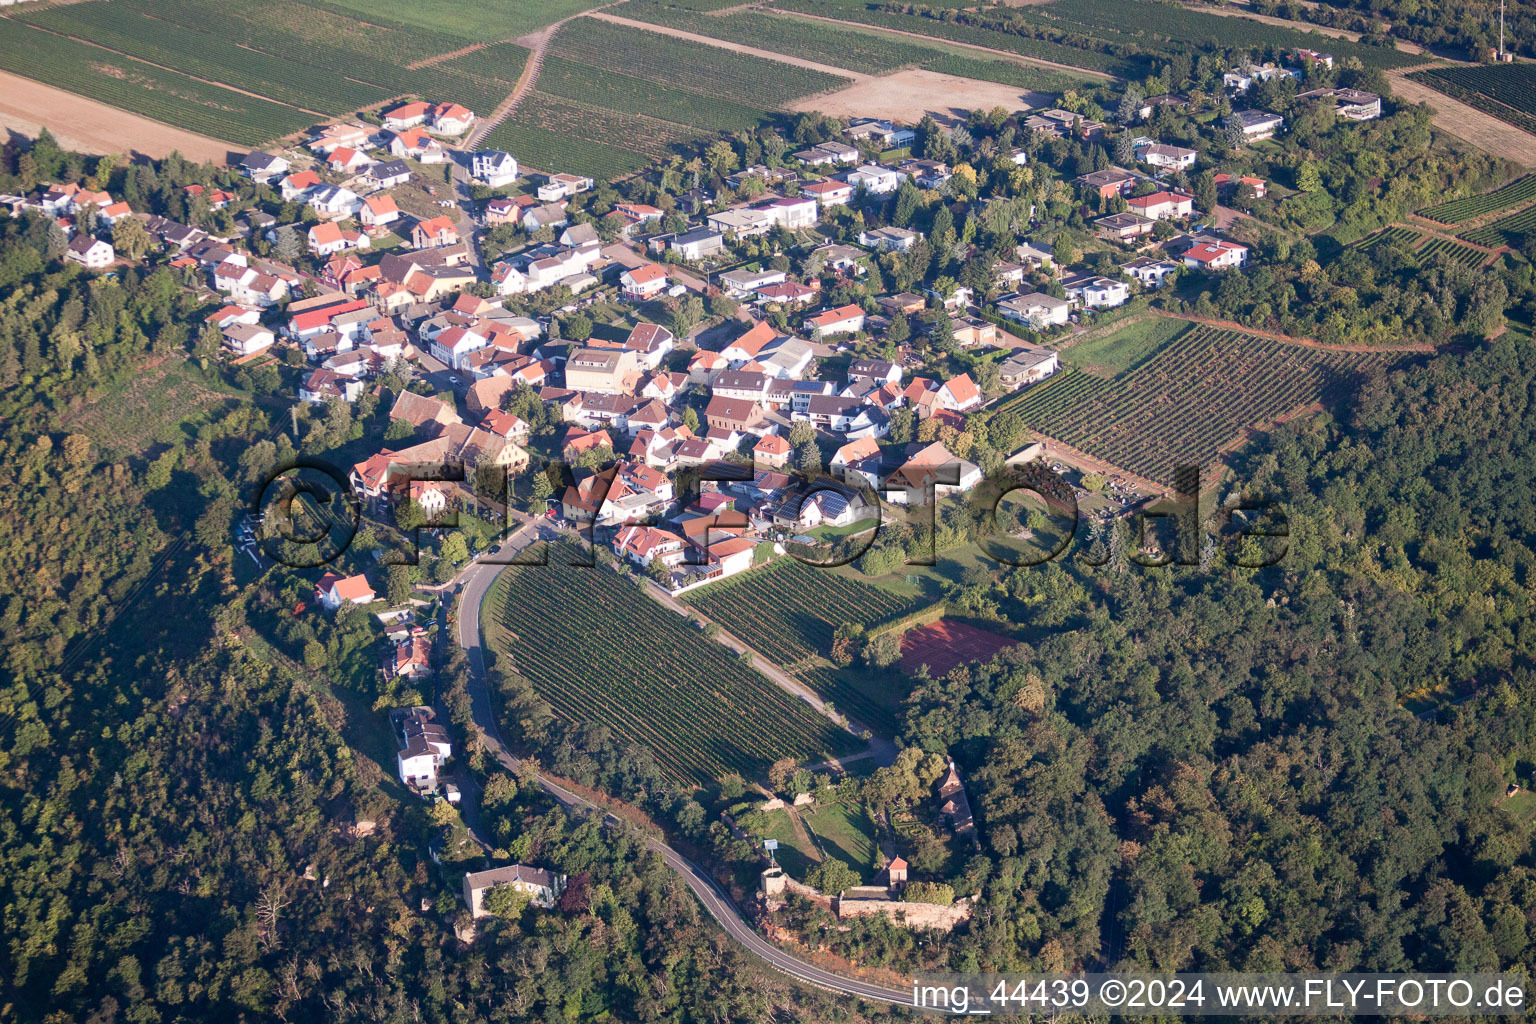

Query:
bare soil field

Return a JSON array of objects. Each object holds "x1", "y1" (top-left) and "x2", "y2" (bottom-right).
[
  {"x1": 1389, "y1": 71, "x2": 1536, "y2": 167},
  {"x1": 0, "y1": 70, "x2": 240, "y2": 163},
  {"x1": 792, "y1": 67, "x2": 1049, "y2": 123}
]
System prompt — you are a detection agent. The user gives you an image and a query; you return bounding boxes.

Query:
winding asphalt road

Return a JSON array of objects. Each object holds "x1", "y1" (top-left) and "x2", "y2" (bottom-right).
[{"x1": 451, "y1": 525, "x2": 913, "y2": 1007}]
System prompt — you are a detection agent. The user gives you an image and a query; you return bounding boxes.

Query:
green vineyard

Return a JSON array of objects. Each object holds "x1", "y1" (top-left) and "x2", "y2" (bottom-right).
[
  {"x1": 0, "y1": 25, "x2": 314, "y2": 146},
  {"x1": 0, "y1": 0, "x2": 534, "y2": 144},
  {"x1": 1419, "y1": 176, "x2": 1536, "y2": 225},
  {"x1": 1416, "y1": 236, "x2": 1491, "y2": 268},
  {"x1": 484, "y1": 549, "x2": 861, "y2": 786},
  {"x1": 1356, "y1": 226, "x2": 1423, "y2": 252},
  {"x1": 1409, "y1": 65, "x2": 1536, "y2": 138},
  {"x1": 684, "y1": 558, "x2": 916, "y2": 670},
  {"x1": 797, "y1": 665, "x2": 905, "y2": 738},
  {"x1": 999, "y1": 323, "x2": 1399, "y2": 485},
  {"x1": 1461, "y1": 205, "x2": 1536, "y2": 249}
]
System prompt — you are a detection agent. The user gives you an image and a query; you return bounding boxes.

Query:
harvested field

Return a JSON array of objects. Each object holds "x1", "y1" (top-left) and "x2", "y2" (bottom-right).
[
  {"x1": 791, "y1": 67, "x2": 1048, "y2": 123},
  {"x1": 899, "y1": 619, "x2": 1018, "y2": 677},
  {"x1": 0, "y1": 71, "x2": 240, "y2": 161}
]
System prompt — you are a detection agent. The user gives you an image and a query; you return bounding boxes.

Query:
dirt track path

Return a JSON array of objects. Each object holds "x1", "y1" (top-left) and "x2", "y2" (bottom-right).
[
  {"x1": 586, "y1": 9, "x2": 873, "y2": 81},
  {"x1": 762, "y1": 7, "x2": 1116, "y2": 80},
  {"x1": 466, "y1": 3, "x2": 627, "y2": 148},
  {"x1": 1388, "y1": 71, "x2": 1536, "y2": 166}
]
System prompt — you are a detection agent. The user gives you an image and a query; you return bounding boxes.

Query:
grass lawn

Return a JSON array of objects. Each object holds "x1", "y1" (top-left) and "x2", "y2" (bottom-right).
[
  {"x1": 808, "y1": 517, "x2": 879, "y2": 540},
  {"x1": 1061, "y1": 314, "x2": 1191, "y2": 375},
  {"x1": 803, "y1": 800, "x2": 879, "y2": 880},
  {"x1": 758, "y1": 807, "x2": 818, "y2": 878},
  {"x1": 1502, "y1": 791, "x2": 1536, "y2": 825}
]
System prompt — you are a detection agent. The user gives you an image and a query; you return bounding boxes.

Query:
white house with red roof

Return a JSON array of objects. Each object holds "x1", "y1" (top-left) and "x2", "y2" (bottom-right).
[
  {"x1": 803, "y1": 180, "x2": 854, "y2": 207},
  {"x1": 383, "y1": 101, "x2": 431, "y2": 131},
  {"x1": 316, "y1": 572, "x2": 376, "y2": 611},
  {"x1": 804, "y1": 303, "x2": 866, "y2": 337},
  {"x1": 621, "y1": 264, "x2": 668, "y2": 300},
  {"x1": 613, "y1": 525, "x2": 687, "y2": 568},
  {"x1": 361, "y1": 194, "x2": 402, "y2": 229},
  {"x1": 327, "y1": 147, "x2": 371, "y2": 174},
  {"x1": 937, "y1": 373, "x2": 982, "y2": 413},
  {"x1": 1183, "y1": 239, "x2": 1248, "y2": 270},
  {"x1": 411, "y1": 216, "x2": 460, "y2": 250},
  {"x1": 1126, "y1": 190, "x2": 1194, "y2": 220},
  {"x1": 429, "y1": 102, "x2": 475, "y2": 136}
]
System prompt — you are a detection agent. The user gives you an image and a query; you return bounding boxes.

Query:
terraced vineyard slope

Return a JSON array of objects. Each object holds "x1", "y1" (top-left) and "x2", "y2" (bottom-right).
[{"x1": 999, "y1": 322, "x2": 1401, "y2": 485}]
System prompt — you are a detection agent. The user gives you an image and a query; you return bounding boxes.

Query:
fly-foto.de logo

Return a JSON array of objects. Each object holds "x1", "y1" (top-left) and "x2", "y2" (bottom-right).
[{"x1": 249, "y1": 457, "x2": 1287, "y2": 571}]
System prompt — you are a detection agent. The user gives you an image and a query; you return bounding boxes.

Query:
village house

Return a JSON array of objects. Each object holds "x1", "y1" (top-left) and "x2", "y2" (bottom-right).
[
  {"x1": 803, "y1": 179, "x2": 854, "y2": 207},
  {"x1": 65, "y1": 235, "x2": 113, "y2": 269},
  {"x1": 998, "y1": 346, "x2": 1060, "y2": 387},
  {"x1": 1061, "y1": 272, "x2": 1130, "y2": 309},
  {"x1": 1214, "y1": 173, "x2": 1267, "y2": 200},
  {"x1": 1135, "y1": 142, "x2": 1197, "y2": 171},
  {"x1": 393, "y1": 706, "x2": 452, "y2": 794},
  {"x1": 464, "y1": 865, "x2": 564, "y2": 917},
  {"x1": 222, "y1": 322, "x2": 276, "y2": 356},
  {"x1": 316, "y1": 572, "x2": 375, "y2": 611},
  {"x1": 858, "y1": 226, "x2": 921, "y2": 252},
  {"x1": 566, "y1": 347, "x2": 637, "y2": 394},
  {"x1": 429, "y1": 102, "x2": 475, "y2": 136},
  {"x1": 411, "y1": 216, "x2": 460, "y2": 250},
  {"x1": 308, "y1": 222, "x2": 370, "y2": 256},
  {"x1": 386, "y1": 629, "x2": 432, "y2": 681},
  {"x1": 804, "y1": 304, "x2": 866, "y2": 337},
  {"x1": 1095, "y1": 212, "x2": 1157, "y2": 242},
  {"x1": 753, "y1": 433, "x2": 792, "y2": 468},
  {"x1": 997, "y1": 292, "x2": 1070, "y2": 329},
  {"x1": 522, "y1": 202, "x2": 569, "y2": 233},
  {"x1": 845, "y1": 164, "x2": 903, "y2": 195},
  {"x1": 719, "y1": 267, "x2": 787, "y2": 297},
  {"x1": 240, "y1": 151, "x2": 289, "y2": 184},
  {"x1": 670, "y1": 226, "x2": 726, "y2": 261},
  {"x1": 1223, "y1": 62, "x2": 1299, "y2": 94},
  {"x1": 706, "y1": 396, "x2": 767, "y2": 434},
  {"x1": 1122, "y1": 255, "x2": 1181, "y2": 289},
  {"x1": 327, "y1": 146, "x2": 371, "y2": 175},
  {"x1": 537, "y1": 172, "x2": 593, "y2": 202},
  {"x1": 1231, "y1": 109, "x2": 1285, "y2": 142},
  {"x1": 884, "y1": 441, "x2": 983, "y2": 503},
  {"x1": 1075, "y1": 167, "x2": 1138, "y2": 198},
  {"x1": 846, "y1": 118, "x2": 915, "y2": 147},
  {"x1": 613, "y1": 524, "x2": 687, "y2": 569},
  {"x1": 1127, "y1": 190, "x2": 1194, "y2": 221},
  {"x1": 364, "y1": 159, "x2": 412, "y2": 189},
  {"x1": 390, "y1": 128, "x2": 447, "y2": 163},
  {"x1": 361, "y1": 194, "x2": 402, "y2": 229},
  {"x1": 1183, "y1": 238, "x2": 1249, "y2": 270},
  {"x1": 469, "y1": 150, "x2": 519, "y2": 186},
  {"x1": 621, "y1": 264, "x2": 669, "y2": 301}
]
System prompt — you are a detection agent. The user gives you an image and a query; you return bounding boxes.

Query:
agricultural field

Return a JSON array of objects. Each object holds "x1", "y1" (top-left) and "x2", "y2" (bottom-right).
[
  {"x1": 1, "y1": 0, "x2": 536, "y2": 144},
  {"x1": 537, "y1": 56, "x2": 770, "y2": 133},
  {"x1": 550, "y1": 16, "x2": 850, "y2": 106},
  {"x1": 0, "y1": 25, "x2": 314, "y2": 146},
  {"x1": 484, "y1": 547, "x2": 861, "y2": 786},
  {"x1": 1000, "y1": 322, "x2": 1398, "y2": 485},
  {"x1": 316, "y1": 0, "x2": 600, "y2": 40},
  {"x1": 685, "y1": 558, "x2": 916, "y2": 670},
  {"x1": 756, "y1": 0, "x2": 1138, "y2": 76},
  {"x1": 485, "y1": 91, "x2": 700, "y2": 178},
  {"x1": 1462, "y1": 205, "x2": 1536, "y2": 249},
  {"x1": 1408, "y1": 65, "x2": 1536, "y2": 138},
  {"x1": 1419, "y1": 176, "x2": 1536, "y2": 225}
]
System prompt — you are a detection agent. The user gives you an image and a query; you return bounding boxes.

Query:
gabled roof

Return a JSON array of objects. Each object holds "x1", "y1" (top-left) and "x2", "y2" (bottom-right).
[{"x1": 623, "y1": 263, "x2": 667, "y2": 285}]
